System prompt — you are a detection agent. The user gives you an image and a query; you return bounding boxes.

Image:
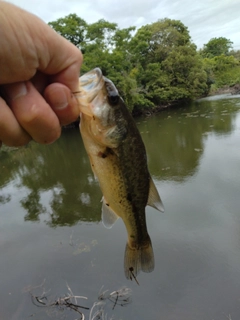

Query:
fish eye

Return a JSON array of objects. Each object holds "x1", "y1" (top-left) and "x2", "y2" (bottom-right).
[
  {"x1": 105, "y1": 80, "x2": 119, "y2": 106},
  {"x1": 108, "y1": 94, "x2": 119, "y2": 106}
]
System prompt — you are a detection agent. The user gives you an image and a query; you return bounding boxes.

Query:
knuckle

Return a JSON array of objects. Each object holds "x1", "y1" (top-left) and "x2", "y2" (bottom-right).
[{"x1": 22, "y1": 103, "x2": 41, "y2": 124}]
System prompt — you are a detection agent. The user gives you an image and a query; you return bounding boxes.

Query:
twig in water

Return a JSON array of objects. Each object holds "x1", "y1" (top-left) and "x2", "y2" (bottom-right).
[{"x1": 129, "y1": 267, "x2": 140, "y2": 285}]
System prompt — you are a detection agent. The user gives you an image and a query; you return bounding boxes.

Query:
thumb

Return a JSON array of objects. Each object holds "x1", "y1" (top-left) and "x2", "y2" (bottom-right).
[{"x1": 44, "y1": 83, "x2": 80, "y2": 125}]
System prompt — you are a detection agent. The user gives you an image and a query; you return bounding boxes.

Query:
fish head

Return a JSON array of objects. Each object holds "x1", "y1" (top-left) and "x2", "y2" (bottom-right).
[{"x1": 78, "y1": 68, "x2": 126, "y2": 148}]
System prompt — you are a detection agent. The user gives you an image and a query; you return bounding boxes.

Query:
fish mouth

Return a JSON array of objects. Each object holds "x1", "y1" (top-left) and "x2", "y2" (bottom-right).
[{"x1": 79, "y1": 68, "x2": 105, "y2": 101}]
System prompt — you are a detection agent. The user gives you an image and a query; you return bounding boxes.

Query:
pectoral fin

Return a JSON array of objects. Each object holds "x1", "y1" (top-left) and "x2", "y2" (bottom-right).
[
  {"x1": 101, "y1": 197, "x2": 119, "y2": 229},
  {"x1": 147, "y1": 177, "x2": 164, "y2": 212}
]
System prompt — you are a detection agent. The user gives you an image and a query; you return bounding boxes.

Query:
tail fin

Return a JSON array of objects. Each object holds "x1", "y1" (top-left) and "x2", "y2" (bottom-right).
[{"x1": 124, "y1": 238, "x2": 155, "y2": 281}]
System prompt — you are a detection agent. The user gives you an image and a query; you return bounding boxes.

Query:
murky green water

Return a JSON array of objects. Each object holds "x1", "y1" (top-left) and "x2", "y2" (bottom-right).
[{"x1": 1, "y1": 94, "x2": 240, "y2": 320}]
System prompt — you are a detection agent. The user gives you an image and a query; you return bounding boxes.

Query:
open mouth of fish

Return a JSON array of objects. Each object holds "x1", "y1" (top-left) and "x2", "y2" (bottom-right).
[{"x1": 79, "y1": 68, "x2": 105, "y2": 101}]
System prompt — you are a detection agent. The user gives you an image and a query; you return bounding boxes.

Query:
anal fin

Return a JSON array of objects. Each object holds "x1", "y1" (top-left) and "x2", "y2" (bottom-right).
[{"x1": 147, "y1": 177, "x2": 164, "y2": 212}]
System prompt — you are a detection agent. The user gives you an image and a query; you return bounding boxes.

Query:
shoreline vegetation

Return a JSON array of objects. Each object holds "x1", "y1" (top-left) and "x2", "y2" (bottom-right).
[
  {"x1": 48, "y1": 15, "x2": 240, "y2": 117},
  {"x1": 208, "y1": 83, "x2": 240, "y2": 96}
]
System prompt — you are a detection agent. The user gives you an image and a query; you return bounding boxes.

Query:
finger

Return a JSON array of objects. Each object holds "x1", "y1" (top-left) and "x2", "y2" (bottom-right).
[
  {"x1": 37, "y1": 29, "x2": 82, "y2": 92},
  {"x1": 44, "y1": 83, "x2": 80, "y2": 126},
  {"x1": 3, "y1": 81, "x2": 61, "y2": 144},
  {"x1": 49, "y1": 58, "x2": 82, "y2": 92},
  {"x1": 0, "y1": 3, "x2": 83, "y2": 91},
  {"x1": 0, "y1": 96, "x2": 31, "y2": 146}
]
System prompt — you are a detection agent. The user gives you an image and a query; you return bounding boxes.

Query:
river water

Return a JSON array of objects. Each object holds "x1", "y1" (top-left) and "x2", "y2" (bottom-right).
[{"x1": 0, "y1": 94, "x2": 240, "y2": 320}]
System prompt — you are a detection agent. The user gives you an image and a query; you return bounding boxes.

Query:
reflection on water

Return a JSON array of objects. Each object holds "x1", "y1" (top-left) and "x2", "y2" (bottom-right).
[
  {"x1": 1, "y1": 94, "x2": 240, "y2": 319},
  {"x1": 1, "y1": 132, "x2": 102, "y2": 226},
  {"x1": 140, "y1": 96, "x2": 239, "y2": 182}
]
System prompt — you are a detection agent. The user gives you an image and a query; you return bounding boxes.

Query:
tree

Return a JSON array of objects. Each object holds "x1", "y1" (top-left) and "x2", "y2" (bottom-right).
[
  {"x1": 203, "y1": 55, "x2": 240, "y2": 89},
  {"x1": 48, "y1": 14, "x2": 87, "y2": 48},
  {"x1": 165, "y1": 45, "x2": 208, "y2": 95},
  {"x1": 229, "y1": 49, "x2": 240, "y2": 61},
  {"x1": 128, "y1": 19, "x2": 207, "y2": 109},
  {"x1": 201, "y1": 37, "x2": 233, "y2": 58},
  {"x1": 129, "y1": 19, "x2": 191, "y2": 66},
  {"x1": 85, "y1": 19, "x2": 117, "y2": 49},
  {"x1": 48, "y1": 14, "x2": 209, "y2": 113},
  {"x1": 81, "y1": 20, "x2": 117, "y2": 75},
  {"x1": 112, "y1": 27, "x2": 136, "y2": 50}
]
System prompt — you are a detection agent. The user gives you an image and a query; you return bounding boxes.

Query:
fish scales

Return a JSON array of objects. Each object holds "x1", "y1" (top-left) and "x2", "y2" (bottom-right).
[{"x1": 114, "y1": 100, "x2": 150, "y2": 241}]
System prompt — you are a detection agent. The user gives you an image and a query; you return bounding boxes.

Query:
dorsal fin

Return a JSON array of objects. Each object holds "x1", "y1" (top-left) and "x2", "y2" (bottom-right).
[{"x1": 147, "y1": 177, "x2": 164, "y2": 212}]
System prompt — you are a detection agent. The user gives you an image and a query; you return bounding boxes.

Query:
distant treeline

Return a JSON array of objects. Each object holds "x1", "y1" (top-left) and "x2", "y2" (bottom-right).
[{"x1": 49, "y1": 15, "x2": 240, "y2": 114}]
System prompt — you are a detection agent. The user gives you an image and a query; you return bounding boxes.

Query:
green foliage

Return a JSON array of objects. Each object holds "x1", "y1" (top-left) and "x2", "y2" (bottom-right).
[
  {"x1": 48, "y1": 14, "x2": 87, "y2": 48},
  {"x1": 201, "y1": 37, "x2": 233, "y2": 58},
  {"x1": 129, "y1": 19, "x2": 207, "y2": 107},
  {"x1": 203, "y1": 55, "x2": 240, "y2": 89},
  {"x1": 229, "y1": 49, "x2": 240, "y2": 61},
  {"x1": 113, "y1": 27, "x2": 136, "y2": 50},
  {"x1": 148, "y1": 19, "x2": 192, "y2": 62},
  {"x1": 48, "y1": 14, "x2": 237, "y2": 114},
  {"x1": 86, "y1": 19, "x2": 117, "y2": 49}
]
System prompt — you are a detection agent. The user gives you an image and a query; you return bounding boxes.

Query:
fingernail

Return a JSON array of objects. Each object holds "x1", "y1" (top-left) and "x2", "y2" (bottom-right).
[
  {"x1": 4, "y1": 82, "x2": 27, "y2": 101},
  {"x1": 53, "y1": 90, "x2": 68, "y2": 110}
]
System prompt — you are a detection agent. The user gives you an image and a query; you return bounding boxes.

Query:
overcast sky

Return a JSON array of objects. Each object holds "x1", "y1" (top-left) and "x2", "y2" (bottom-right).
[{"x1": 6, "y1": 0, "x2": 240, "y2": 50}]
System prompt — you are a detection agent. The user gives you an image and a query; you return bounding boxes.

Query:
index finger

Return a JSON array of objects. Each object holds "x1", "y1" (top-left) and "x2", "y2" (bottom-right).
[{"x1": 33, "y1": 24, "x2": 83, "y2": 92}]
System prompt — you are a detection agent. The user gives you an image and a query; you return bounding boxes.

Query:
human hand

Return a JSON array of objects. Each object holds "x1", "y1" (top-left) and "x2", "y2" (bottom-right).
[{"x1": 0, "y1": 2, "x2": 83, "y2": 148}]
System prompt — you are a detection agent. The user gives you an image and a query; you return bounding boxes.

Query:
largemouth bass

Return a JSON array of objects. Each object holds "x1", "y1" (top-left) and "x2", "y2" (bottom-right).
[{"x1": 77, "y1": 68, "x2": 164, "y2": 280}]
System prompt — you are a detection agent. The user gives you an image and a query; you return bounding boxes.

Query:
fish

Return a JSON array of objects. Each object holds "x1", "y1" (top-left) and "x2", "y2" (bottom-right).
[{"x1": 77, "y1": 68, "x2": 164, "y2": 280}]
